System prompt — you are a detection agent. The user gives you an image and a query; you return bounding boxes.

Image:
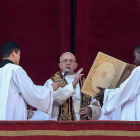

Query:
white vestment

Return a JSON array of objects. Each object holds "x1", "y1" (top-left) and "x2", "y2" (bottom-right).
[
  {"x1": 99, "y1": 108, "x2": 121, "y2": 120},
  {"x1": 102, "y1": 66, "x2": 140, "y2": 121},
  {"x1": 30, "y1": 74, "x2": 101, "y2": 121},
  {"x1": 0, "y1": 63, "x2": 53, "y2": 120}
]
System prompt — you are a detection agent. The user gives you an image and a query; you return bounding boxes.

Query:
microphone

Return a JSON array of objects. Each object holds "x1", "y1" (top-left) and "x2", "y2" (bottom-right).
[
  {"x1": 59, "y1": 68, "x2": 69, "y2": 84},
  {"x1": 64, "y1": 68, "x2": 69, "y2": 77}
]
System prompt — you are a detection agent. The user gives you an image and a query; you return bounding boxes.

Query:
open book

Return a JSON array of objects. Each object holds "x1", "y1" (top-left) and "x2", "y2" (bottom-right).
[{"x1": 81, "y1": 52, "x2": 136, "y2": 97}]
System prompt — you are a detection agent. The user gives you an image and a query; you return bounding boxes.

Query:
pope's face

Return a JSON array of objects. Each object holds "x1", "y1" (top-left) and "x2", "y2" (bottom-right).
[
  {"x1": 134, "y1": 51, "x2": 140, "y2": 66},
  {"x1": 59, "y1": 53, "x2": 77, "y2": 75}
]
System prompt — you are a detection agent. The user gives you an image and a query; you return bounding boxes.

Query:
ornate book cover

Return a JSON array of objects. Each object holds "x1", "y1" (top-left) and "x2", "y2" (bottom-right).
[{"x1": 81, "y1": 52, "x2": 136, "y2": 97}]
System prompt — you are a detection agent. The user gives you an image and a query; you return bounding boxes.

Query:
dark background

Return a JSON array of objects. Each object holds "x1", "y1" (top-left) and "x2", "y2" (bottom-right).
[{"x1": 0, "y1": 0, "x2": 140, "y2": 85}]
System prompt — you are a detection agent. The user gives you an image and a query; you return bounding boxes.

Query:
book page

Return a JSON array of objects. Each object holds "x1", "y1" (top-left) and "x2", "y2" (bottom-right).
[{"x1": 81, "y1": 52, "x2": 127, "y2": 97}]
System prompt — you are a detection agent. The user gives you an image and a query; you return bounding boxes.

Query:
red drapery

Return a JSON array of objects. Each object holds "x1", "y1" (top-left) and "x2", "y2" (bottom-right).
[
  {"x1": 75, "y1": 0, "x2": 140, "y2": 76},
  {"x1": 0, "y1": 0, "x2": 71, "y2": 84},
  {"x1": 0, "y1": 121, "x2": 140, "y2": 140},
  {"x1": 0, "y1": 0, "x2": 140, "y2": 81}
]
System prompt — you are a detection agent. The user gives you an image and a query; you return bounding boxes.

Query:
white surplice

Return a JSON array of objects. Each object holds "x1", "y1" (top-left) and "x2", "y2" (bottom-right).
[
  {"x1": 102, "y1": 66, "x2": 140, "y2": 121},
  {"x1": 99, "y1": 108, "x2": 121, "y2": 120},
  {"x1": 30, "y1": 74, "x2": 101, "y2": 121},
  {"x1": 0, "y1": 63, "x2": 53, "y2": 120}
]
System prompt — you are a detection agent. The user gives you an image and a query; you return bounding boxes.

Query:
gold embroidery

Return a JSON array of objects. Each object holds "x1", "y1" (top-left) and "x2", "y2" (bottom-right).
[
  {"x1": 51, "y1": 71, "x2": 74, "y2": 121},
  {"x1": 1, "y1": 130, "x2": 140, "y2": 137},
  {"x1": 51, "y1": 72, "x2": 91, "y2": 121},
  {"x1": 80, "y1": 78, "x2": 91, "y2": 120},
  {"x1": 51, "y1": 71, "x2": 67, "y2": 88},
  {"x1": 58, "y1": 98, "x2": 74, "y2": 121}
]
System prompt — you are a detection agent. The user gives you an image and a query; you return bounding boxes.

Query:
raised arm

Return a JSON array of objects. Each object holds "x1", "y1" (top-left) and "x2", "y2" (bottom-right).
[
  {"x1": 102, "y1": 67, "x2": 140, "y2": 115},
  {"x1": 15, "y1": 67, "x2": 55, "y2": 114}
]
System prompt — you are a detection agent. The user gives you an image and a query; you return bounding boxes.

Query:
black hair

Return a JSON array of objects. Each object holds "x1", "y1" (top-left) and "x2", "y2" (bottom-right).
[
  {"x1": 134, "y1": 45, "x2": 140, "y2": 54},
  {"x1": 1, "y1": 41, "x2": 20, "y2": 58}
]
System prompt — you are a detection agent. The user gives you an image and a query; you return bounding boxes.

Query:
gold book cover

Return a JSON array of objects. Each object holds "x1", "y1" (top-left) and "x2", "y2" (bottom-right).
[{"x1": 81, "y1": 52, "x2": 136, "y2": 97}]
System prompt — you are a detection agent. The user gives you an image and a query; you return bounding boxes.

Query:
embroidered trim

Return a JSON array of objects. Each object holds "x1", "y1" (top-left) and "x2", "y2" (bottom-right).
[
  {"x1": 51, "y1": 72, "x2": 91, "y2": 121},
  {"x1": 80, "y1": 77, "x2": 91, "y2": 120},
  {"x1": 51, "y1": 71, "x2": 75, "y2": 121}
]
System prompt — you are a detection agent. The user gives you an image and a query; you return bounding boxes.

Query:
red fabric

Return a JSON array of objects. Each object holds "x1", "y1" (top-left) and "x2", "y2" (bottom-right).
[
  {"x1": 0, "y1": 0, "x2": 71, "y2": 85},
  {"x1": 75, "y1": 0, "x2": 140, "y2": 77},
  {"x1": 0, "y1": 0, "x2": 140, "y2": 81},
  {"x1": 0, "y1": 120, "x2": 140, "y2": 131},
  {"x1": 0, "y1": 136, "x2": 137, "y2": 140},
  {"x1": 1, "y1": 3, "x2": 140, "y2": 140},
  {"x1": 0, "y1": 121, "x2": 140, "y2": 140}
]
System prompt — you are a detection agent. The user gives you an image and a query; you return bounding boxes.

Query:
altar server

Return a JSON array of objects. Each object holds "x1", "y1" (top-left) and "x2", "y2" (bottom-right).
[
  {"x1": 0, "y1": 41, "x2": 59, "y2": 120},
  {"x1": 96, "y1": 45, "x2": 140, "y2": 121}
]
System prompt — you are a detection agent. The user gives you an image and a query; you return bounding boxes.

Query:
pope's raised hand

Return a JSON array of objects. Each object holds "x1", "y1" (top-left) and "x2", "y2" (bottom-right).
[{"x1": 72, "y1": 68, "x2": 84, "y2": 88}]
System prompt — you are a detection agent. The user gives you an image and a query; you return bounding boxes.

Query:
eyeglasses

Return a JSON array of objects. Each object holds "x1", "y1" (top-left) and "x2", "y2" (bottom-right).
[{"x1": 61, "y1": 59, "x2": 75, "y2": 63}]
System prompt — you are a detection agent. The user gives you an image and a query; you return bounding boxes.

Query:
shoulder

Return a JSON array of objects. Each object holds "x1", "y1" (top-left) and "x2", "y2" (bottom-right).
[
  {"x1": 131, "y1": 66, "x2": 140, "y2": 74},
  {"x1": 134, "y1": 66, "x2": 140, "y2": 71},
  {"x1": 6, "y1": 64, "x2": 28, "y2": 76},
  {"x1": 4, "y1": 63, "x2": 22, "y2": 71},
  {"x1": 44, "y1": 79, "x2": 53, "y2": 86}
]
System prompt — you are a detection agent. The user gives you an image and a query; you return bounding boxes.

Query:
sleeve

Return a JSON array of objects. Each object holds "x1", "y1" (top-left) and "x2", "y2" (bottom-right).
[
  {"x1": 88, "y1": 97, "x2": 101, "y2": 120},
  {"x1": 44, "y1": 79, "x2": 75, "y2": 105},
  {"x1": 98, "y1": 112, "x2": 111, "y2": 120},
  {"x1": 15, "y1": 68, "x2": 53, "y2": 114},
  {"x1": 102, "y1": 67, "x2": 140, "y2": 115}
]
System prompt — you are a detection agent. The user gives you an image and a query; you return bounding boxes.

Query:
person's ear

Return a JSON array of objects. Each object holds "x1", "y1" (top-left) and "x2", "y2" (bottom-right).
[
  {"x1": 11, "y1": 51, "x2": 15, "y2": 57},
  {"x1": 74, "y1": 63, "x2": 78, "y2": 69}
]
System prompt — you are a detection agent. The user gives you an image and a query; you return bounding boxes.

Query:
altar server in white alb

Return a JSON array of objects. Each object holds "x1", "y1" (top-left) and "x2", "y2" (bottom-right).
[
  {"x1": 96, "y1": 45, "x2": 140, "y2": 121},
  {"x1": 30, "y1": 52, "x2": 101, "y2": 121},
  {"x1": 0, "y1": 41, "x2": 60, "y2": 120}
]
